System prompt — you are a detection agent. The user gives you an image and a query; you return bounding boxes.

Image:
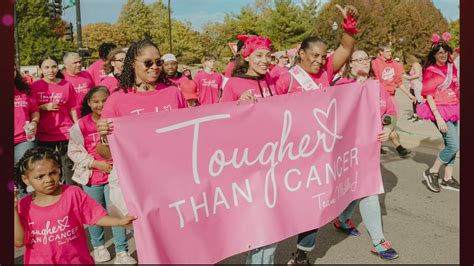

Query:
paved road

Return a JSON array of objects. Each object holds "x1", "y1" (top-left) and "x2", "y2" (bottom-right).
[{"x1": 15, "y1": 87, "x2": 459, "y2": 264}]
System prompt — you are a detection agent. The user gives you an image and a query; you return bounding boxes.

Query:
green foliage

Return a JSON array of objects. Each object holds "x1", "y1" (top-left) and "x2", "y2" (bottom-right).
[
  {"x1": 448, "y1": 19, "x2": 459, "y2": 49},
  {"x1": 16, "y1": 0, "x2": 76, "y2": 65}
]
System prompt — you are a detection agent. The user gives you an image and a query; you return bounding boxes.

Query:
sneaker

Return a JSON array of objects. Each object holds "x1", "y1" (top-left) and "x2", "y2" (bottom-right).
[
  {"x1": 423, "y1": 169, "x2": 440, "y2": 193},
  {"x1": 440, "y1": 177, "x2": 460, "y2": 191},
  {"x1": 114, "y1": 252, "x2": 137, "y2": 264},
  {"x1": 412, "y1": 116, "x2": 420, "y2": 122},
  {"x1": 93, "y1": 245, "x2": 111, "y2": 263},
  {"x1": 380, "y1": 147, "x2": 387, "y2": 154},
  {"x1": 370, "y1": 240, "x2": 399, "y2": 260},
  {"x1": 287, "y1": 250, "x2": 311, "y2": 265},
  {"x1": 334, "y1": 219, "x2": 361, "y2": 237},
  {"x1": 396, "y1": 145, "x2": 411, "y2": 158},
  {"x1": 407, "y1": 115, "x2": 416, "y2": 121}
]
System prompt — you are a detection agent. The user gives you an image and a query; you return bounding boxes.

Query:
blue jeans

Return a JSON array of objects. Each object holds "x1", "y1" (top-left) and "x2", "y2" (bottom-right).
[
  {"x1": 14, "y1": 141, "x2": 36, "y2": 198},
  {"x1": 246, "y1": 243, "x2": 277, "y2": 264},
  {"x1": 337, "y1": 195, "x2": 384, "y2": 245},
  {"x1": 82, "y1": 183, "x2": 128, "y2": 253},
  {"x1": 435, "y1": 121, "x2": 459, "y2": 166}
]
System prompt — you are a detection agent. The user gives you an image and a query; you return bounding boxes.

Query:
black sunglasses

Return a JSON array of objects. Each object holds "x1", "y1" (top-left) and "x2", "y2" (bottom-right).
[{"x1": 135, "y1": 58, "x2": 164, "y2": 68}]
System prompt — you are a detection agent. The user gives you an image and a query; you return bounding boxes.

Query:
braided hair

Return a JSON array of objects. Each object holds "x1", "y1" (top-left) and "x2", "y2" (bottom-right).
[
  {"x1": 118, "y1": 39, "x2": 160, "y2": 93},
  {"x1": 14, "y1": 66, "x2": 30, "y2": 95},
  {"x1": 14, "y1": 147, "x2": 62, "y2": 191}
]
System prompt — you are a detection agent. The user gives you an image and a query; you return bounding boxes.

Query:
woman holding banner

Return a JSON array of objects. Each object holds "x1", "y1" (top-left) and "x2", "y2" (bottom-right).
[
  {"x1": 95, "y1": 39, "x2": 186, "y2": 230},
  {"x1": 273, "y1": 4, "x2": 359, "y2": 264},
  {"x1": 219, "y1": 34, "x2": 279, "y2": 264},
  {"x1": 325, "y1": 48, "x2": 399, "y2": 261}
]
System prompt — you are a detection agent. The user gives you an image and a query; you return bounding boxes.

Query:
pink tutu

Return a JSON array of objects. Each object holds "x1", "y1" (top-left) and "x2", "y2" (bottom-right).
[{"x1": 416, "y1": 102, "x2": 460, "y2": 122}]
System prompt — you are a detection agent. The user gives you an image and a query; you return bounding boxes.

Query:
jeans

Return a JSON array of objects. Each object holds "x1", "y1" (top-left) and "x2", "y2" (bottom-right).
[
  {"x1": 38, "y1": 140, "x2": 76, "y2": 185},
  {"x1": 337, "y1": 195, "x2": 384, "y2": 245},
  {"x1": 435, "y1": 121, "x2": 459, "y2": 166},
  {"x1": 82, "y1": 183, "x2": 128, "y2": 253},
  {"x1": 246, "y1": 243, "x2": 277, "y2": 264},
  {"x1": 14, "y1": 141, "x2": 36, "y2": 197}
]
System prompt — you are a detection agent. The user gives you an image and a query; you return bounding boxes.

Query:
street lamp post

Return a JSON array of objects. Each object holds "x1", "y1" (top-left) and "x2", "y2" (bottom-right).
[{"x1": 168, "y1": 0, "x2": 172, "y2": 53}]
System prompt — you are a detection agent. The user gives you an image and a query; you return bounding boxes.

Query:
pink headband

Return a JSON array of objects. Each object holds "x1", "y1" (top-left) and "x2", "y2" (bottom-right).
[
  {"x1": 431, "y1": 32, "x2": 451, "y2": 46},
  {"x1": 237, "y1": 35, "x2": 272, "y2": 58}
]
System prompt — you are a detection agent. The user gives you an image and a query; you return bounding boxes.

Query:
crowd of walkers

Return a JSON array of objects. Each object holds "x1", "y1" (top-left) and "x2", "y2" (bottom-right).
[{"x1": 13, "y1": 4, "x2": 459, "y2": 264}]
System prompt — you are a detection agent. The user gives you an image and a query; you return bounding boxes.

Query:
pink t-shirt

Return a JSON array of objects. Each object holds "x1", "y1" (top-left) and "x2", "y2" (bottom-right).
[
  {"x1": 336, "y1": 78, "x2": 397, "y2": 123},
  {"x1": 31, "y1": 79, "x2": 77, "y2": 142},
  {"x1": 63, "y1": 71, "x2": 95, "y2": 114},
  {"x1": 18, "y1": 185, "x2": 107, "y2": 265},
  {"x1": 276, "y1": 56, "x2": 334, "y2": 94},
  {"x1": 421, "y1": 63, "x2": 459, "y2": 105},
  {"x1": 98, "y1": 75, "x2": 119, "y2": 94},
  {"x1": 101, "y1": 86, "x2": 187, "y2": 119},
  {"x1": 194, "y1": 71, "x2": 223, "y2": 105},
  {"x1": 220, "y1": 73, "x2": 277, "y2": 102},
  {"x1": 269, "y1": 64, "x2": 288, "y2": 82},
  {"x1": 14, "y1": 88, "x2": 39, "y2": 144},
  {"x1": 87, "y1": 59, "x2": 107, "y2": 85},
  {"x1": 371, "y1": 55, "x2": 404, "y2": 96},
  {"x1": 79, "y1": 114, "x2": 109, "y2": 185}
]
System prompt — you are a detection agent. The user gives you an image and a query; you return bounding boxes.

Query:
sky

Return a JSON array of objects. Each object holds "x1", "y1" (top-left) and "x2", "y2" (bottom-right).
[{"x1": 63, "y1": 0, "x2": 459, "y2": 32}]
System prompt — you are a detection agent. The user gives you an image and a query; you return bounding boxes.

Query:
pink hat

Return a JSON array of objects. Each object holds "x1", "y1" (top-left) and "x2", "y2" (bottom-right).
[
  {"x1": 237, "y1": 34, "x2": 272, "y2": 58},
  {"x1": 179, "y1": 79, "x2": 198, "y2": 100}
]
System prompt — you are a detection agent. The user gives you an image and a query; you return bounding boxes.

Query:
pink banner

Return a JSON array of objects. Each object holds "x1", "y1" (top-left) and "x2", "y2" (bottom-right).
[{"x1": 108, "y1": 80, "x2": 384, "y2": 264}]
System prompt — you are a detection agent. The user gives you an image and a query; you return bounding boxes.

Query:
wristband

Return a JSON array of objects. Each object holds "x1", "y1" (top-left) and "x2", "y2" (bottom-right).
[{"x1": 341, "y1": 13, "x2": 360, "y2": 35}]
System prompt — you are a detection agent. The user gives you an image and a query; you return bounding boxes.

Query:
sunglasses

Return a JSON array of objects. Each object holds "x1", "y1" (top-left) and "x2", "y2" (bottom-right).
[
  {"x1": 113, "y1": 58, "x2": 125, "y2": 63},
  {"x1": 135, "y1": 58, "x2": 164, "y2": 68},
  {"x1": 351, "y1": 57, "x2": 371, "y2": 63}
]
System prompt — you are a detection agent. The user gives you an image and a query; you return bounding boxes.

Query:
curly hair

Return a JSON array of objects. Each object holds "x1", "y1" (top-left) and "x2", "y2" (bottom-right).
[
  {"x1": 118, "y1": 39, "x2": 160, "y2": 93},
  {"x1": 14, "y1": 66, "x2": 30, "y2": 95},
  {"x1": 103, "y1": 47, "x2": 126, "y2": 75},
  {"x1": 80, "y1": 86, "x2": 110, "y2": 117},
  {"x1": 14, "y1": 147, "x2": 62, "y2": 191}
]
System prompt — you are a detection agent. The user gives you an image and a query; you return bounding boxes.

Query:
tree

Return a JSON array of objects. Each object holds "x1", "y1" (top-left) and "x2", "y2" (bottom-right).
[
  {"x1": 448, "y1": 19, "x2": 459, "y2": 49},
  {"x1": 16, "y1": 0, "x2": 76, "y2": 65},
  {"x1": 117, "y1": 0, "x2": 153, "y2": 43},
  {"x1": 81, "y1": 23, "x2": 129, "y2": 58}
]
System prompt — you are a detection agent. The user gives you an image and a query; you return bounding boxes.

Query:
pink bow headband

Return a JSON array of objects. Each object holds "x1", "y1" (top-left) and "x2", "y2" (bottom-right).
[
  {"x1": 237, "y1": 34, "x2": 272, "y2": 58},
  {"x1": 431, "y1": 32, "x2": 451, "y2": 46}
]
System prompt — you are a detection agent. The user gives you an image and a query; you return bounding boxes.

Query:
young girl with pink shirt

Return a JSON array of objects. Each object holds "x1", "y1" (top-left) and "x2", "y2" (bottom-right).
[
  {"x1": 95, "y1": 39, "x2": 186, "y2": 220},
  {"x1": 14, "y1": 147, "x2": 136, "y2": 265},
  {"x1": 417, "y1": 33, "x2": 460, "y2": 193},
  {"x1": 67, "y1": 86, "x2": 137, "y2": 264},
  {"x1": 31, "y1": 55, "x2": 78, "y2": 186}
]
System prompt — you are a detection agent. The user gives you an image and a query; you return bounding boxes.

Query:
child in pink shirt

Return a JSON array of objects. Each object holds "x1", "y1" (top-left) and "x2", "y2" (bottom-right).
[
  {"x1": 14, "y1": 147, "x2": 136, "y2": 265},
  {"x1": 195, "y1": 54, "x2": 223, "y2": 105},
  {"x1": 67, "y1": 86, "x2": 136, "y2": 263}
]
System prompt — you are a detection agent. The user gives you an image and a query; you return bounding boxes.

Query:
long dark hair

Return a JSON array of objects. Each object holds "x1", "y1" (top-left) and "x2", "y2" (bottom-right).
[
  {"x1": 80, "y1": 86, "x2": 110, "y2": 117},
  {"x1": 14, "y1": 147, "x2": 62, "y2": 191},
  {"x1": 38, "y1": 54, "x2": 64, "y2": 80},
  {"x1": 118, "y1": 39, "x2": 160, "y2": 93},
  {"x1": 423, "y1": 41, "x2": 453, "y2": 70},
  {"x1": 14, "y1": 66, "x2": 30, "y2": 95}
]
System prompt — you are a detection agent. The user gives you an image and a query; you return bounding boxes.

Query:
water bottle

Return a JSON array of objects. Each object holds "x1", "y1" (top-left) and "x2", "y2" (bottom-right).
[{"x1": 24, "y1": 121, "x2": 36, "y2": 142}]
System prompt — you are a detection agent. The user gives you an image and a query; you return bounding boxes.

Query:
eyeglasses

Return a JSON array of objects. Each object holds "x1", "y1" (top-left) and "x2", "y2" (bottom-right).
[
  {"x1": 351, "y1": 57, "x2": 371, "y2": 63},
  {"x1": 113, "y1": 58, "x2": 125, "y2": 63},
  {"x1": 135, "y1": 58, "x2": 164, "y2": 68}
]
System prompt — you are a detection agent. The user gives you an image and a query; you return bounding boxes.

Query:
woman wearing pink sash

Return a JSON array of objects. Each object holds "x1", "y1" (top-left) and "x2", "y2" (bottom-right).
[{"x1": 418, "y1": 32, "x2": 460, "y2": 193}]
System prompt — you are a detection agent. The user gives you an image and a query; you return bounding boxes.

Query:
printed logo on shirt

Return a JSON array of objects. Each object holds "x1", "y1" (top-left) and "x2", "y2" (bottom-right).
[
  {"x1": 37, "y1": 92, "x2": 64, "y2": 104},
  {"x1": 201, "y1": 79, "x2": 219, "y2": 89},
  {"x1": 381, "y1": 67, "x2": 395, "y2": 81},
  {"x1": 87, "y1": 132, "x2": 100, "y2": 147},
  {"x1": 29, "y1": 216, "x2": 80, "y2": 245},
  {"x1": 130, "y1": 105, "x2": 174, "y2": 115},
  {"x1": 14, "y1": 95, "x2": 29, "y2": 108},
  {"x1": 74, "y1": 83, "x2": 89, "y2": 94}
]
